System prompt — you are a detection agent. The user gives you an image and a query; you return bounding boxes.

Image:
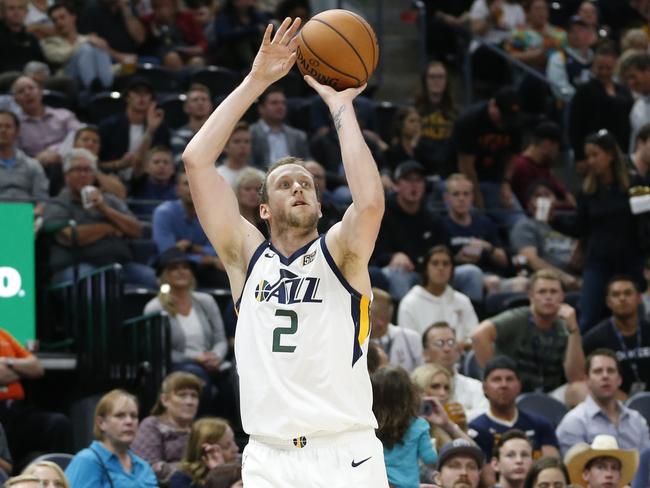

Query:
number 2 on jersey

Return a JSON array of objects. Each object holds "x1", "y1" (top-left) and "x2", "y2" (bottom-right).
[{"x1": 272, "y1": 309, "x2": 298, "y2": 353}]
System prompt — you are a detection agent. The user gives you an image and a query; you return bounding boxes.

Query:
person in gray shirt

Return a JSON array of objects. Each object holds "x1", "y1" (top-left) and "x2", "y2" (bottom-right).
[
  {"x1": 0, "y1": 110, "x2": 49, "y2": 205},
  {"x1": 510, "y1": 180, "x2": 581, "y2": 291},
  {"x1": 556, "y1": 349, "x2": 650, "y2": 456}
]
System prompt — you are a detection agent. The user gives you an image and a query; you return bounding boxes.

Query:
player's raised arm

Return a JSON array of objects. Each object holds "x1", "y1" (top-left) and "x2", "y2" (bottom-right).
[
  {"x1": 305, "y1": 78, "x2": 385, "y2": 279},
  {"x1": 182, "y1": 18, "x2": 300, "y2": 288}
]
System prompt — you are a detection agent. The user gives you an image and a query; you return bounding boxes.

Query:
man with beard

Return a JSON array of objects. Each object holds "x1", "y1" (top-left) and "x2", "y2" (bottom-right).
[
  {"x1": 182, "y1": 18, "x2": 389, "y2": 486},
  {"x1": 435, "y1": 438, "x2": 484, "y2": 488},
  {"x1": 510, "y1": 121, "x2": 575, "y2": 209},
  {"x1": 490, "y1": 430, "x2": 533, "y2": 488},
  {"x1": 556, "y1": 349, "x2": 650, "y2": 456},
  {"x1": 472, "y1": 269, "x2": 586, "y2": 403},
  {"x1": 582, "y1": 276, "x2": 650, "y2": 396}
]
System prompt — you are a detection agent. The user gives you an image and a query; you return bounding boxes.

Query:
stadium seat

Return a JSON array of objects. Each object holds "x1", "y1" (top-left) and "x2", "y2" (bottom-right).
[
  {"x1": 462, "y1": 350, "x2": 483, "y2": 380},
  {"x1": 374, "y1": 100, "x2": 399, "y2": 144},
  {"x1": 517, "y1": 392, "x2": 568, "y2": 428},
  {"x1": 625, "y1": 392, "x2": 650, "y2": 425},
  {"x1": 136, "y1": 64, "x2": 181, "y2": 93},
  {"x1": 86, "y1": 92, "x2": 125, "y2": 123},
  {"x1": 129, "y1": 239, "x2": 158, "y2": 265},
  {"x1": 42, "y1": 89, "x2": 74, "y2": 111},
  {"x1": 159, "y1": 93, "x2": 188, "y2": 129},
  {"x1": 190, "y1": 66, "x2": 241, "y2": 98},
  {"x1": 122, "y1": 288, "x2": 157, "y2": 319},
  {"x1": 32, "y1": 452, "x2": 75, "y2": 470}
]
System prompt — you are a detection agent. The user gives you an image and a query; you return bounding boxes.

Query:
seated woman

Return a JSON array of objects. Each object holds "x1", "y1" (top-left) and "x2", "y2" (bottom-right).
[
  {"x1": 233, "y1": 167, "x2": 267, "y2": 236},
  {"x1": 131, "y1": 372, "x2": 203, "y2": 483},
  {"x1": 22, "y1": 460, "x2": 70, "y2": 488},
  {"x1": 169, "y1": 418, "x2": 240, "y2": 488},
  {"x1": 64, "y1": 389, "x2": 157, "y2": 488},
  {"x1": 411, "y1": 363, "x2": 472, "y2": 448},
  {"x1": 145, "y1": 247, "x2": 229, "y2": 415}
]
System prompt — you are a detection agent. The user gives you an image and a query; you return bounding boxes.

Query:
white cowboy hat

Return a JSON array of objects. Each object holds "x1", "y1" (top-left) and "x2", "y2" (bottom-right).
[{"x1": 564, "y1": 435, "x2": 639, "y2": 488}]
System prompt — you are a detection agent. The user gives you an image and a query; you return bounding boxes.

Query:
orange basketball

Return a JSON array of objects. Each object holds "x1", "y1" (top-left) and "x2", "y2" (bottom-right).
[{"x1": 295, "y1": 9, "x2": 379, "y2": 91}]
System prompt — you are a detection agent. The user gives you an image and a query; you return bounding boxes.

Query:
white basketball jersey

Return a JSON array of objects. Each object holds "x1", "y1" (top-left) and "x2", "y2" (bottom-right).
[{"x1": 235, "y1": 235, "x2": 377, "y2": 439}]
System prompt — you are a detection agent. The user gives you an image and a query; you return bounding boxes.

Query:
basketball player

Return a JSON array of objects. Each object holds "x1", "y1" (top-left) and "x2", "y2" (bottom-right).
[{"x1": 182, "y1": 18, "x2": 390, "y2": 487}]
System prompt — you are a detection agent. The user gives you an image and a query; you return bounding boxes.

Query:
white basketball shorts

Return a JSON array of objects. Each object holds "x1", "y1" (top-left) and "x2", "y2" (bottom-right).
[{"x1": 241, "y1": 428, "x2": 389, "y2": 487}]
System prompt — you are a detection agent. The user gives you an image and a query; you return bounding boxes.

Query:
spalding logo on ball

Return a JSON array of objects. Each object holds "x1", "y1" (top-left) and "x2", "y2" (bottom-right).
[{"x1": 296, "y1": 9, "x2": 379, "y2": 91}]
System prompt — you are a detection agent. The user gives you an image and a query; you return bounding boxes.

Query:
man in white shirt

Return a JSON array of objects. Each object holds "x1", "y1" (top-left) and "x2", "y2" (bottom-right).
[
  {"x1": 249, "y1": 84, "x2": 310, "y2": 168},
  {"x1": 423, "y1": 322, "x2": 488, "y2": 420},
  {"x1": 369, "y1": 287, "x2": 422, "y2": 372}
]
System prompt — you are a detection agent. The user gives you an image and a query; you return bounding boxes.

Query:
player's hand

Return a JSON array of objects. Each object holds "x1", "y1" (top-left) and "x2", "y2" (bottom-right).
[
  {"x1": 304, "y1": 74, "x2": 366, "y2": 109},
  {"x1": 250, "y1": 17, "x2": 301, "y2": 86}
]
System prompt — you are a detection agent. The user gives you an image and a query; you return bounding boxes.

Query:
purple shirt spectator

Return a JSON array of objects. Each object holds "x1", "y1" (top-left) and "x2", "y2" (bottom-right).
[
  {"x1": 131, "y1": 416, "x2": 189, "y2": 482},
  {"x1": 17, "y1": 105, "x2": 81, "y2": 157}
]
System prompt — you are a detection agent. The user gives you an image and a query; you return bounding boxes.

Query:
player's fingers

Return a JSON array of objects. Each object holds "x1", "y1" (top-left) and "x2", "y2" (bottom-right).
[
  {"x1": 262, "y1": 23, "x2": 273, "y2": 44},
  {"x1": 272, "y1": 17, "x2": 292, "y2": 44},
  {"x1": 280, "y1": 17, "x2": 301, "y2": 45},
  {"x1": 287, "y1": 36, "x2": 298, "y2": 52},
  {"x1": 283, "y1": 52, "x2": 297, "y2": 72}
]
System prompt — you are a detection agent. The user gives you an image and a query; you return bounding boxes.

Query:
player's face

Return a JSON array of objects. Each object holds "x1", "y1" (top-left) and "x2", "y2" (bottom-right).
[
  {"x1": 218, "y1": 426, "x2": 240, "y2": 463},
  {"x1": 494, "y1": 438, "x2": 533, "y2": 484},
  {"x1": 529, "y1": 278, "x2": 564, "y2": 318},
  {"x1": 534, "y1": 467, "x2": 567, "y2": 488},
  {"x1": 439, "y1": 455, "x2": 480, "y2": 488},
  {"x1": 97, "y1": 397, "x2": 139, "y2": 448},
  {"x1": 582, "y1": 457, "x2": 622, "y2": 488},
  {"x1": 262, "y1": 164, "x2": 321, "y2": 232},
  {"x1": 587, "y1": 355, "x2": 622, "y2": 400},
  {"x1": 606, "y1": 280, "x2": 640, "y2": 319},
  {"x1": 423, "y1": 327, "x2": 459, "y2": 370},
  {"x1": 445, "y1": 180, "x2": 473, "y2": 215},
  {"x1": 483, "y1": 368, "x2": 521, "y2": 408},
  {"x1": 162, "y1": 387, "x2": 199, "y2": 424}
]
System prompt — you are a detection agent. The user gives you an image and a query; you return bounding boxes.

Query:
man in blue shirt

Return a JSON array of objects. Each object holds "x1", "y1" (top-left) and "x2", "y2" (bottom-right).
[
  {"x1": 469, "y1": 356, "x2": 560, "y2": 462},
  {"x1": 152, "y1": 170, "x2": 227, "y2": 287}
]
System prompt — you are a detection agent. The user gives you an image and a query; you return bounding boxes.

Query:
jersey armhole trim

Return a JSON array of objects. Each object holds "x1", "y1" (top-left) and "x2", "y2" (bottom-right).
[
  {"x1": 234, "y1": 240, "x2": 269, "y2": 312},
  {"x1": 319, "y1": 234, "x2": 363, "y2": 300}
]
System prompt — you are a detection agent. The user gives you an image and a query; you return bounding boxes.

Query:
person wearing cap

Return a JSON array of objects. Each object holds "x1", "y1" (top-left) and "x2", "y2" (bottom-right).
[
  {"x1": 510, "y1": 121, "x2": 575, "y2": 209},
  {"x1": 509, "y1": 181, "x2": 581, "y2": 291},
  {"x1": 491, "y1": 429, "x2": 534, "y2": 488},
  {"x1": 472, "y1": 269, "x2": 587, "y2": 403},
  {"x1": 144, "y1": 246, "x2": 228, "y2": 416},
  {"x1": 98, "y1": 77, "x2": 170, "y2": 181},
  {"x1": 556, "y1": 349, "x2": 650, "y2": 456},
  {"x1": 468, "y1": 356, "x2": 560, "y2": 463},
  {"x1": 546, "y1": 15, "x2": 594, "y2": 103},
  {"x1": 582, "y1": 276, "x2": 650, "y2": 396},
  {"x1": 435, "y1": 439, "x2": 484, "y2": 488},
  {"x1": 564, "y1": 434, "x2": 639, "y2": 488},
  {"x1": 451, "y1": 85, "x2": 525, "y2": 230},
  {"x1": 569, "y1": 42, "x2": 632, "y2": 169},
  {"x1": 373, "y1": 160, "x2": 483, "y2": 302}
]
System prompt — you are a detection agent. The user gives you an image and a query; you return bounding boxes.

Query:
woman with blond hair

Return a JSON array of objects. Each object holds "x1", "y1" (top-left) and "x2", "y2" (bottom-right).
[
  {"x1": 64, "y1": 389, "x2": 157, "y2": 487},
  {"x1": 145, "y1": 247, "x2": 228, "y2": 415},
  {"x1": 233, "y1": 167, "x2": 266, "y2": 235},
  {"x1": 169, "y1": 418, "x2": 240, "y2": 488},
  {"x1": 22, "y1": 460, "x2": 70, "y2": 488},
  {"x1": 132, "y1": 372, "x2": 204, "y2": 483},
  {"x1": 411, "y1": 363, "x2": 472, "y2": 449}
]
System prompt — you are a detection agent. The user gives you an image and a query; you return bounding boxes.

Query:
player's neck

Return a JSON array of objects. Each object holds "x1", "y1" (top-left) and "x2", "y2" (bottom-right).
[{"x1": 271, "y1": 228, "x2": 319, "y2": 257}]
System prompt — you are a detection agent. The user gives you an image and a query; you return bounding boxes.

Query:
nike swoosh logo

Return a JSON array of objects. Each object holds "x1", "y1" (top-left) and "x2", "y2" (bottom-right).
[{"x1": 351, "y1": 456, "x2": 372, "y2": 468}]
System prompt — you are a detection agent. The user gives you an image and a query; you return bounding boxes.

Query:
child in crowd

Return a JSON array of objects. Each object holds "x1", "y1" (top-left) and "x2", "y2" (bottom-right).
[{"x1": 371, "y1": 365, "x2": 439, "y2": 488}]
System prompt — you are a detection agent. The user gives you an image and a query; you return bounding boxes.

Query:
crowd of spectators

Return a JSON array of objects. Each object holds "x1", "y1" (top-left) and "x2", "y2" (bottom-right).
[{"x1": 4, "y1": 0, "x2": 650, "y2": 486}]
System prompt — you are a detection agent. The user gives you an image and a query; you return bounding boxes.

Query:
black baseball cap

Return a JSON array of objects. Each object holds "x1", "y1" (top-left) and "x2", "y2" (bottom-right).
[
  {"x1": 493, "y1": 86, "x2": 523, "y2": 128},
  {"x1": 154, "y1": 247, "x2": 196, "y2": 276},
  {"x1": 437, "y1": 439, "x2": 485, "y2": 470},
  {"x1": 483, "y1": 355, "x2": 520, "y2": 381},
  {"x1": 394, "y1": 160, "x2": 426, "y2": 181}
]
